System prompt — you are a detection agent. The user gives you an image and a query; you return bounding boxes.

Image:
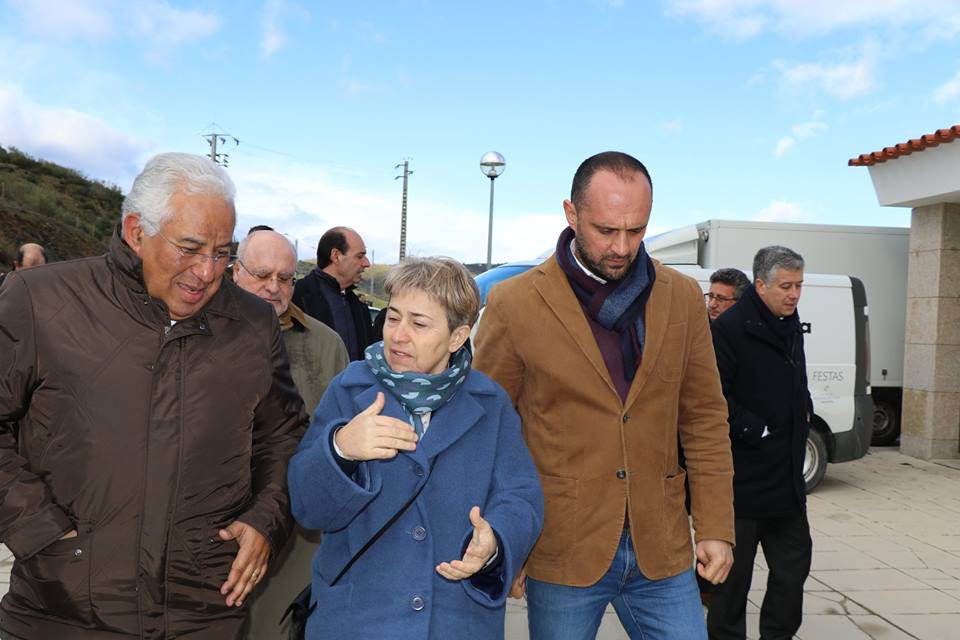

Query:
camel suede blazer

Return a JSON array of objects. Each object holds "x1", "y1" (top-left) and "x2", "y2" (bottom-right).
[{"x1": 474, "y1": 255, "x2": 734, "y2": 587}]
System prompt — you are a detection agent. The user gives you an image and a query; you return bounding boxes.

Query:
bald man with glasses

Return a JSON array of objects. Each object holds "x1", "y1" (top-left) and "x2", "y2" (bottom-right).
[{"x1": 232, "y1": 228, "x2": 349, "y2": 639}]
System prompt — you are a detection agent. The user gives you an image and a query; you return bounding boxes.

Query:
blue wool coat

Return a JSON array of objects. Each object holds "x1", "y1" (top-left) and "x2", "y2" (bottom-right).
[{"x1": 288, "y1": 361, "x2": 544, "y2": 640}]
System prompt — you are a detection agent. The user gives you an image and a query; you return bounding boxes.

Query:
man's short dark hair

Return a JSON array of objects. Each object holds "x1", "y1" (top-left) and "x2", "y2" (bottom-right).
[
  {"x1": 247, "y1": 224, "x2": 274, "y2": 235},
  {"x1": 710, "y1": 268, "x2": 751, "y2": 299},
  {"x1": 16, "y1": 243, "x2": 47, "y2": 265},
  {"x1": 752, "y1": 246, "x2": 805, "y2": 285},
  {"x1": 316, "y1": 227, "x2": 350, "y2": 268},
  {"x1": 570, "y1": 151, "x2": 652, "y2": 209}
]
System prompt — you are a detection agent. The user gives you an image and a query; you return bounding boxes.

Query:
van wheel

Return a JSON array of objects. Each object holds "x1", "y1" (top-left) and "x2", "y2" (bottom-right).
[
  {"x1": 872, "y1": 398, "x2": 901, "y2": 446},
  {"x1": 804, "y1": 429, "x2": 828, "y2": 493}
]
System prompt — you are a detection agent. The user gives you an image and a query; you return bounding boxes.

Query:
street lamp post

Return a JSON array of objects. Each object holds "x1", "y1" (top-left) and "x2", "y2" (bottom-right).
[{"x1": 480, "y1": 151, "x2": 505, "y2": 270}]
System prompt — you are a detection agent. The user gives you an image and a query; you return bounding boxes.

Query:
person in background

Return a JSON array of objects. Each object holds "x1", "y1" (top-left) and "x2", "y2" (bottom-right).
[
  {"x1": 0, "y1": 243, "x2": 47, "y2": 289},
  {"x1": 475, "y1": 151, "x2": 734, "y2": 640},
  {"x1": 707, "y1": 246, "x2": 813, "y2": 640},
  {"x1": 233, "y1": 228, "x2": 349, "y2": 639},
  {"x1": 293, "y1": 227, "x2": 373, "y2": 360},
  {"x1": 289, "y1": 256, "x2": 543, "y2": 640},
  {"x1": 0, "y1": 153, "x2": 307, "y2": 639},
  {"x1": 705, "y1": 268, "x2": 750, "y2": 322}
]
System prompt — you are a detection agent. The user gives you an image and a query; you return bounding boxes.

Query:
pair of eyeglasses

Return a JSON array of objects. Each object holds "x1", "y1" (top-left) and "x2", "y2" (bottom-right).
[
  {"x1": 237, "y1": 260, "x2": 296, "y2": 286},
  {"x1": 704, "y1": 292, "x2": 736, "y2": 303},
  {"x1": 158, "y1": 233, "x2": 233, "y2": 266}
]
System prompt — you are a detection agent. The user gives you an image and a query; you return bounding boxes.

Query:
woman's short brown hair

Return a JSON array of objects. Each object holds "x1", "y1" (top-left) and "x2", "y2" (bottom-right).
[{"x1": 384, "y1": 257, "x2": 480, "y2": 331}]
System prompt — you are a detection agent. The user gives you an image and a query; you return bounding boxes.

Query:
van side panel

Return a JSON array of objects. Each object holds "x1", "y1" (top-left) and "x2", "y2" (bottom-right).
[{"x1": 833, "y1": 277, "x2": 873, "y2": 463}]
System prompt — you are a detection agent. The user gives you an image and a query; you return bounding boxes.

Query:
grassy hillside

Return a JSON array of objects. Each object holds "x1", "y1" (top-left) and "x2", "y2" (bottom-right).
[{"x1": 0, "y1": 146, "x2": 122, "y2": 272}]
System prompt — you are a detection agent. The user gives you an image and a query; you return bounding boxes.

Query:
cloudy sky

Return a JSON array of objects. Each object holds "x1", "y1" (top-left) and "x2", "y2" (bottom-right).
[{"x1": 2, "y1": 0, "x2": 958, "y2": 263}]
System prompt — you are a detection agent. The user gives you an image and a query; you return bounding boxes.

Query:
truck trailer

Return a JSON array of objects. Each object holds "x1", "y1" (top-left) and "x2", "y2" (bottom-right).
[{"x1": 646, "y1": 219, "x2": 909, "y2": 446}]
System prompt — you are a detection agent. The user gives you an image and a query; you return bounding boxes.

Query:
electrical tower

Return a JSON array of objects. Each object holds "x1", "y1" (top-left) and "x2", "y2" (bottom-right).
[
  {"x1": 394, "y1": 160, "x2": 413, "y2": 262},
  {"x1": 202, "y1": 126, "x2": 239, "y2": 167}
]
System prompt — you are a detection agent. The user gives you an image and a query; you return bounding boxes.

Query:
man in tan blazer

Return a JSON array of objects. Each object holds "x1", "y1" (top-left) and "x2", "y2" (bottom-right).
[{"x1": 474, "y1": 151, "x2": 735, "y2": 640}]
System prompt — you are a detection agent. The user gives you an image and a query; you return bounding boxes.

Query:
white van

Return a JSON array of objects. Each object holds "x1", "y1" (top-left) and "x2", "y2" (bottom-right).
[{"x1": 474, "y1": 260, "x2": 872, "y2": 492}]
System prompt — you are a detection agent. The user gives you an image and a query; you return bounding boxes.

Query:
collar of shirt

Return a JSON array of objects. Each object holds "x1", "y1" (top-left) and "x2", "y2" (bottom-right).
[{"x1": 570, "y1": 239, "x2": 607, "y2": 284}]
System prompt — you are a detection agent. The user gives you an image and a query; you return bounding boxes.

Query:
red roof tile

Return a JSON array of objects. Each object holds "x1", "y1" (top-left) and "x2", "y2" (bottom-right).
[{"x1": 848, "y1": 125, "x2": 960, "y2": 166}]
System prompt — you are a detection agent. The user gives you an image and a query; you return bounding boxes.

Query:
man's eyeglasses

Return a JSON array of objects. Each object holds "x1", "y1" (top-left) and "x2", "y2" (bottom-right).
[
  {"x1": 158, "y1": 233, "x2": 233, "y2": 266},
  {"x1": 704, "y1": 292, "x2": 736, "y2": 304},
  {"x1": 237, "y1": 260, "x2": 296, "y2": 286}
]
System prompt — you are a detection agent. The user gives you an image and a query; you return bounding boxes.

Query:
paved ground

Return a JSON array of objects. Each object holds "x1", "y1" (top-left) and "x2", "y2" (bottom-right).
[
  {"x1": 504, "y1": 447, "x2": 960, "y2": 640},
  {"x1": 3, "y1": 447, "x2": 960, "y2": 639}
]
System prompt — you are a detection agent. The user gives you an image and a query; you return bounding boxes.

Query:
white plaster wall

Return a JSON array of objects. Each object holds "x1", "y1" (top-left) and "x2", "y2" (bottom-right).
[{"x1": 868, "y1": 142, "x2": 960, "y2": 207}]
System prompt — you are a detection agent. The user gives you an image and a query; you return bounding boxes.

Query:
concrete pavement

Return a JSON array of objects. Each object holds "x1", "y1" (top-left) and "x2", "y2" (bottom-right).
[
  {"x1": 503, "y1": 447, "x2": 960, "y2": 639},
  {"x1": 3, "y1": 447, "x2": 960, "y2": 638}
]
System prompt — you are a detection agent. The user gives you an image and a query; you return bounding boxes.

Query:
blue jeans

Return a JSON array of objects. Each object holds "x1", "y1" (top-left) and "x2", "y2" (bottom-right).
[{"x1": 527, "y1": 529, "x2": 707, "y2": 640}]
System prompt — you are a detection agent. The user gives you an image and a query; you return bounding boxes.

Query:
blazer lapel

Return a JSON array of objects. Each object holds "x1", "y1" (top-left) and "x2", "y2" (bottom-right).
[
  {"x1": 352, "y1": 380, "x2": 485, "y2": 469},
  {"x1": 625, "y1": 263, "x2": 671, "y2": 408},
  {"x1": 534, "y1": 258, "x2": 619, "y2": 399},
  {"x1": 416, "y1": 390, "x2": 485, "y2": 461}
]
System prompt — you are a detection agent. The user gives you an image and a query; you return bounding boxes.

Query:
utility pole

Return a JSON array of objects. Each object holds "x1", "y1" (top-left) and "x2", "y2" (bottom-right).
[
  {"x1": 202, "y1": 126, "x2": 239, "y2": 167},
  {"x1": 394, "y1": 160, "x2": 413, "y2": 262}
]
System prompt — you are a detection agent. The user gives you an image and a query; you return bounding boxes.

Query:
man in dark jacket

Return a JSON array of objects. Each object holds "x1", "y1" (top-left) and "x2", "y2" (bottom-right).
[
  {"x1": 292, "y1": 226, "x2": 373, "y2": 360},
  {"x1": 0, "y1": 153, "x2": 308, "y2": 639},
  {"x1": 706, "y1": 246, "x2": 813, "y2": 640}
]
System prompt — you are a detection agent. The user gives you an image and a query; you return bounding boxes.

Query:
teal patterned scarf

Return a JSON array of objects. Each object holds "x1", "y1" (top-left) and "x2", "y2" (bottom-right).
[{"x1": 364, "y1": 341, "x2": 471, "y2": 437}]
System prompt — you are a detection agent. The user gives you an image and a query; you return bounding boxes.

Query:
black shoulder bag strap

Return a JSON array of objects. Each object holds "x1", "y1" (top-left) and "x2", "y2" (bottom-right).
[{"x1": 281, "y1": 465, "x2": 432, "y2": 632}]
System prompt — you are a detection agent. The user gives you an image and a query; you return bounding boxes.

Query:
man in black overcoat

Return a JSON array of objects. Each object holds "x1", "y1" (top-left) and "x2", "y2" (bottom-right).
[{"x1": 706, "y1": 245, "x2": 813, "y2": 640}]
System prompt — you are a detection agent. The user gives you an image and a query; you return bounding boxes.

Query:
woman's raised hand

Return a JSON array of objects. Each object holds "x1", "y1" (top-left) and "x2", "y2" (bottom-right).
[
  {"x1": 334, "y1": 392, "x2": 419, "y2": 461},
  {"x1": 435, "y1": 506, "x2": 498, "y2": 581}
]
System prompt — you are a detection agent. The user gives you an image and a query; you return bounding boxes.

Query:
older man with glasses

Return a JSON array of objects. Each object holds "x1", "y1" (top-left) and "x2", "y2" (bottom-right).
[
  {"x1": 231, "y1": 228, "x2": 349, "y2": 638},
  {"x1": 0, "y1": 153, "x2": 308, "y2": 640}
]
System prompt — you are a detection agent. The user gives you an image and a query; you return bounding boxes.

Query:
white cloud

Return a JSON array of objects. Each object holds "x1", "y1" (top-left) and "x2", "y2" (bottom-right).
[
  {"x1": 775, "y1": 56, "x2": 875, "y2": 99},
  {"x1": 934, "y1": 69, "x2": 960, "y2": 104},
  {"x1": 261, "y1": 0, "x2": 286, "y2": 59},
  {"x1": 9, "y1": 0, "x2": 114, "y2": 41},
  {"x1": 791, "y1": 118, "x2": 827, "y2": 139},
  {"x1": 594, "y1": 0, "x2": 627, "y2": 8},
  {"x1": 7, "y1": 0, "x2": 219, "y2": 56},
  {"x1": 774, "y1": 137, "x2": 795, "y2": 157},
  {"x1": 0, "y1": 86, "x2": 149, "y2": 187},
  {"x1": 752, "y1": 200, "x2": 810, "y2": 223},
  {"x1": 664, "y1": 0, "x2": 960, "y2": 39},
  {"x1": 259, "y1": 0, "x2": 309, "y2": 60},
  {"x1": 228, "y1": 159, "x2": 561, "y2": 264},
  {"x1": 662, "y1": 119, "x2": 684, "y2": 135},
  {"x1": 129, "y1": 1, "x2": 220, "y2": 49},
  {"x1": 774, "y1": 112, "x2": 828, "y2": 157}
]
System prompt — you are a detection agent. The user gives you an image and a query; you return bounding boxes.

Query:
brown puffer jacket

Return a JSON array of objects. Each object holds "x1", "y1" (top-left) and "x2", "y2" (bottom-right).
[{"x1": 0, "y1": 229, "x2": 308, "y2": 639}]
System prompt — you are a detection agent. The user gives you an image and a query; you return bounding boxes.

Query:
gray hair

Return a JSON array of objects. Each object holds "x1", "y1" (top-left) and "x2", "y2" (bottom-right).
[
  {"x1": 384, "y1": 257, "x2": 480, "y2": 331},
  {"x1": 236, "y1": 230, "x2": 296, "y2": 264},
  {"x1": 752, "y1": 246, "x2": 805, "y2": 285},
  {"x1": 121, "y1": 153, "x2": 236, "y2": 236},
  {"x1": 710, "y1": 268, "x2": 751, "y2": 299}
]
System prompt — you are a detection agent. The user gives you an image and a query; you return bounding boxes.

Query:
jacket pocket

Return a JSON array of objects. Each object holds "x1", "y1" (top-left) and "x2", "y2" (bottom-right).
[
  {"x1": 659, "y1": 472, "x2": 697, "y2": 567},
  {"x1": 529, "y1": 474, "x2": 578, "y2": 561},
  {"x1": 13, "y1": 524, "x2": 93, "y2": 625}
]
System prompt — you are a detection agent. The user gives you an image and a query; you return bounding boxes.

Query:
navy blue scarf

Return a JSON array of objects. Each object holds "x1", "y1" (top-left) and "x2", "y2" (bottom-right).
[
  {"x1": 555, "y1": 226, "x2": 656, "y2": 380},
  {"x1": 364, "y1": 341, "x2": 471, "y2": 437}
]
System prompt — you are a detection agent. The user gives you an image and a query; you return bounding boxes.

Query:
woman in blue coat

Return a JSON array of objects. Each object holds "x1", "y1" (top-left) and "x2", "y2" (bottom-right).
[{"x1": 288, "y1": 256, "x2": 544, "y2": 640}]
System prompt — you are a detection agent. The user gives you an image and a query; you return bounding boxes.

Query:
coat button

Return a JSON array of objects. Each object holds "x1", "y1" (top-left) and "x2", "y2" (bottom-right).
[
  {"x1": 412, "y1": 526, "x2": 427, "y2": 541},
  {"x1": 73, "y1": 548, "x2": 83, "y2": 557},
  {"x1": 616, "y1": 469, "x2": 627, "y2": 479},
  {"x1": 622, "y1": 415, "x2": 631, "y2": 423},
  {"x1": 413, "y1": 466, "x2": 424, "y2": 477},
  {"x1": 410, "y1": 595, "x2": 425, "y2": 611}
]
